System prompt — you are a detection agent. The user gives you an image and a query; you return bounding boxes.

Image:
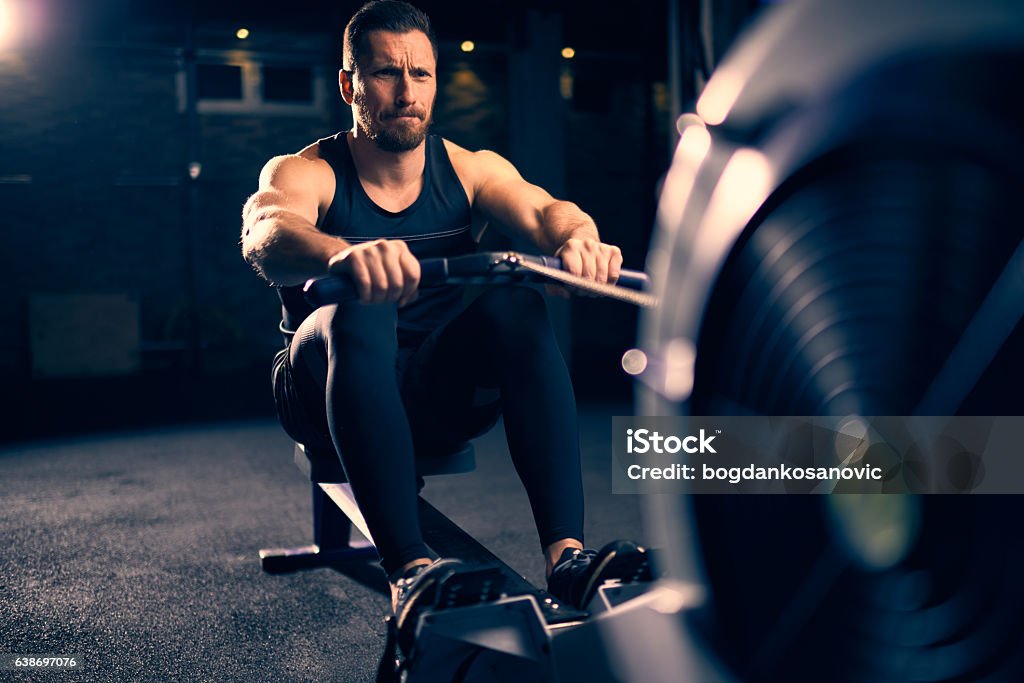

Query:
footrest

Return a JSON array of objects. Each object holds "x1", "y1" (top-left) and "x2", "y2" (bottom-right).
[
  {"x1": 406, "y1": 595, "x2": 555, "y2": 680},
  {"x1": 434, "y1": 564, "x2": 507, "y2": 611}
]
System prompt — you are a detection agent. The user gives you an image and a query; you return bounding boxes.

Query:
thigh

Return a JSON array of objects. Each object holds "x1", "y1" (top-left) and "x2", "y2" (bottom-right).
[
  {"x1": 284, "y1": 302, "x2": 406, "y2": 447},
  {"x1": 401, "y1": 288, "x2": 552, "y2": 451}
]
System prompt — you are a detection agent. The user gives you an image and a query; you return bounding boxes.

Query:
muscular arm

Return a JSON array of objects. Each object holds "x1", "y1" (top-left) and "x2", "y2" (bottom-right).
[
  {"x1": 469, "y1": 150, "x2": 598, "y2": 253},
  {"x1": 241, "y1": 154, "x2": 346, "y2": 287},
  {"x1": 242, "y1": 151, "x2": 420, "y2": 304},
  {"x1": 467, "y1": 149, "x2": 621, "y2": 283}
]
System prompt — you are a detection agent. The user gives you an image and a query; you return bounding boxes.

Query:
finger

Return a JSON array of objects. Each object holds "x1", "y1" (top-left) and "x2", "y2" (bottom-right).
[
  {"x1": 379, "y1": 244, "x2": 406, "y2": 303},
  {"x1": 560, "y1": 248, "x2": 583, "y2": 277},
  {"x1": 362, "y1": 249, "x2": 389, "y2": 304},
  {"x1": 594, "y1": 247, "x2": 610, "y2": 284},
  {"x1": 608, "y1": 247, "x2": 623, "y2": 284},
  {"x1": 579, "y1": 243, "x2": 598, "y2": 281},
  {"x1": 346, "y1": 256, "x2": 373, "y2": 304},
  {"x1": 397, "y1": 249, "x2": 421, "y2": 307}
]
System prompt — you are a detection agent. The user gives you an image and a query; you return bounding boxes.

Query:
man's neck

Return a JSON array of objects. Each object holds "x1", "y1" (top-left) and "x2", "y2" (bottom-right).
[{"x1": 346, "y1": 130, "x2": 426, "y2": 190}]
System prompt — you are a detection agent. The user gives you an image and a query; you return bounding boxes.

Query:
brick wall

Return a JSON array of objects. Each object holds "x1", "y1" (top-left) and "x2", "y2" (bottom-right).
[{"x1": 1, "y1": 41, "x2": 346, "y2": 375}]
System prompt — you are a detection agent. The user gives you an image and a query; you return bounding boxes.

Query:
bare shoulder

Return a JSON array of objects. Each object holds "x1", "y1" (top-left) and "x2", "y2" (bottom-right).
[
  {"x1": 249, "y1": 142, "x2": 336, "y2": 224},
  {"x1": 259, "y1": 144, "x2": 331, "y2": 188},
  {"x1": 443, "y1": 140, "x2": 521, "y2": 196}
]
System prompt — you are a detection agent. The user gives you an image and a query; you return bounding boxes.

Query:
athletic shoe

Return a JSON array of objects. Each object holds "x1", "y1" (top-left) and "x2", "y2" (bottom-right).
[
  {"x1": 393, "y1": 559, "x2": 462, "y2": 641},
  {"x1": 546, "y1": 540, "x2": 650, "y2": 610},
  {"x1": 392, "y1": 558, "x2": 505, "y2": 653}
]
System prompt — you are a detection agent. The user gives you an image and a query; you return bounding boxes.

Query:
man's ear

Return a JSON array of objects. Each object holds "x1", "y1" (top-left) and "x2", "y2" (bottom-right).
[{"x1": 339, "y1": 69, "x2": 355, "y2": 105}]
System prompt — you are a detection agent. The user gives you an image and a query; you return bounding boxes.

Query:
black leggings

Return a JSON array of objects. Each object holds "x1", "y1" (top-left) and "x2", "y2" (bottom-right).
[{"x1": 277, "y1": 286, "x2": 584, "y2": 577}]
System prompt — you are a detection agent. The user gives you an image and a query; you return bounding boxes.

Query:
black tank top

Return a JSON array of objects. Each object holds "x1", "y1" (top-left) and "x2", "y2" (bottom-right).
[{"x1": 277, "y1": 132, "x2": 476, "y2": 346}]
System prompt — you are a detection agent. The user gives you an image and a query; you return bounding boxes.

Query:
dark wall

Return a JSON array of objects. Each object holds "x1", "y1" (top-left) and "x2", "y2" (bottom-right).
[
  {"x1": 2, "y1": 47, "x2": 191, "y2": 372},
  {"x1": 564, "y1": 56, "x2": 666, "y2": 396}
]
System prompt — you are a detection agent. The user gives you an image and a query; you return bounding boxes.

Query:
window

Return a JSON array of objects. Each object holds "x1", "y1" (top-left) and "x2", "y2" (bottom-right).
[
  {"x1": 196, "y1": 64, "x2": 244, "y2": 100},
  {"x1": 179, "y1": 56, "x2": 327, "y2": 116}
]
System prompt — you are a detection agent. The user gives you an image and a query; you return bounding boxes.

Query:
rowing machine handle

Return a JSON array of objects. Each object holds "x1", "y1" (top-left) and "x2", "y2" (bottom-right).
[{"x1": 303, "y1": 253, "x2": 650, "y2": 308}]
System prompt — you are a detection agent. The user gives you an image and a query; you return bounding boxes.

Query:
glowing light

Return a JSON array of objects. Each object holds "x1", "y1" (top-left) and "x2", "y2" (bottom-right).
[
  {"x1": 621, "y1": 349, "x2": 648, "y2": 376},
  {"x1": 663, "y1": 338, "x2": 696, "y2": 401},
  {"x1": 460, "y1": 40, "x2": 474, "y2": 53},
  {"x1": 236, "y1": 28, "x2": 250, "y2": 40},
  {"x1": 655, "y1": 122, "x2": 712, "y2": 233},
  {"x1": 561, "y1": 47, "x2": 575, "y2": 59},
  {"x1": 0, "y1": 0, "x2": 15, "y2": 49},
  {"x1": 677, "y1": 123, "x2": 711, "y2": 163},
  {"x1": 559, "y1": 69, "x2": 573, "y2": 100},
  {"x1": 702, "y1": 148, "x2": 772, "y2": 244},
  {"x1": 696, "y1": 68, "x2": 743, "y2": 126},
  {"x1": 675, "y1": 112, "x2": 706, "y2": 136}
]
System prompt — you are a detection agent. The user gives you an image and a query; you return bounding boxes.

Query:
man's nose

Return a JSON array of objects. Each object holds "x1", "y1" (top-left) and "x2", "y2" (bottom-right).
[{"x1": 395, "y1": 72, "x2": 416, "y2": 107}]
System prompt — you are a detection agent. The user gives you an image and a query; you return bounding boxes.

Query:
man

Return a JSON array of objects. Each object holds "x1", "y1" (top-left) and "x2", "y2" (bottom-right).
[{"x1": 241, "y1": 0, "x2": 646, "y2": 634}]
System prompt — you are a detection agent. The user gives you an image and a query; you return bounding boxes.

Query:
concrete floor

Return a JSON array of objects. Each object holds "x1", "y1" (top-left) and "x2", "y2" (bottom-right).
[{"x1": 0, "y1": 404, "x2": 646, "y2": 682}]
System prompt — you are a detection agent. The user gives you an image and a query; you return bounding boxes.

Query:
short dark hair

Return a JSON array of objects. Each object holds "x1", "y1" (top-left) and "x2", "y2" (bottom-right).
[{"x1": 343, "y1": 1, "x2": 438, "y2": 72}]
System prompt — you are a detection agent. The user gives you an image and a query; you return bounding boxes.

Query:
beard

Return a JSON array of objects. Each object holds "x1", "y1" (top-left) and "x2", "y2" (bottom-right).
[{"x1": 354, "y1": 90, "x2": 432, "y2": 152}]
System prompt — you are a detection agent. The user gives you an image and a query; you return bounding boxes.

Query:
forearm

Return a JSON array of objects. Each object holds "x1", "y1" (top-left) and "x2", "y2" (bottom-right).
[
  {"x1": 242, "y1": 210, "x2": 350, "y2": 287},
  {"x1": 537, "y1": 201, "x2": 599, "y2": 254}
]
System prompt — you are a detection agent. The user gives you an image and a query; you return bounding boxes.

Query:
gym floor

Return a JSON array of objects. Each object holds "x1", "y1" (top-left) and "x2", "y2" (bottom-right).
[{"x1": 0, "y1": 404, "x2": 645, "y2": 682}]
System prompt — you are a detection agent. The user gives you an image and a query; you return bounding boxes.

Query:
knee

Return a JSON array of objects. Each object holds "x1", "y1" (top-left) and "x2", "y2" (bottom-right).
[{"x1": 319, "y1": 302, "x2": 398, "y2": 362}]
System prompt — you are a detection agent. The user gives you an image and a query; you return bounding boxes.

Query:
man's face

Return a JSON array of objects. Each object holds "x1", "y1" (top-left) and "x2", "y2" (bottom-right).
[{"x1": 345, "y1": 30, "x2": 436, "y2": 153}]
